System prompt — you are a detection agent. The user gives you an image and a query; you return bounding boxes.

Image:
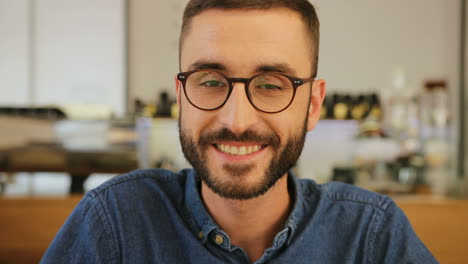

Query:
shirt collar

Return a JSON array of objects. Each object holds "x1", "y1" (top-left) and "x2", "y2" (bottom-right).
[
  {"x1": 184, "y1": 169, "x2": 218, "y2": 244},
  {"x1": 284, "y1": 170, "x2": 306, "y2": 245},
  {"x1": 184, "y1": 169, "x2": 308, "y2": 247}
]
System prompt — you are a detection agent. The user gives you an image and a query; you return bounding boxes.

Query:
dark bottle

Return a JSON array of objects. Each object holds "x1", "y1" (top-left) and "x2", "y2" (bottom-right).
[
  {"x1": 155, "y1": 91, "x2": 173, "y2": 117},
  {"x1": 343, "y1": 95, "x2": 353, "y2": 120},
  {"x1": 326, "y1": 94, "x2": 336, "y2": 119},
  {"x1": 368, "y1": 93, "x2": 382, "y2": 120},
  {"x1": 134, "y1": 99, "x2": 145, "y2": 116}
]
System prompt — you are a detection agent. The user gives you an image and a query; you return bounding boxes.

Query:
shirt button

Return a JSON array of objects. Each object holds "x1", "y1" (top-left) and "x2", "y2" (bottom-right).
[
  {"x1": 198, "y1": 231, "x2": 204, "y2": 240},
  {"x1": 278, "y1": 234, "x2": 286, "y2": 244},
  {"x1": 214, "y1": 234, "x2": 224, "y2": 245}
]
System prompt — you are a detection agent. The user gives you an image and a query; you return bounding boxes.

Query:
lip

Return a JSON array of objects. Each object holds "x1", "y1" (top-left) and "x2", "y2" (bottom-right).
[
  {"x1": 210, "y1": 143, "x2": 268, "y2": 161},
  {"x1": 213, "y1": 141, "x2": 267, "y2": 147}
]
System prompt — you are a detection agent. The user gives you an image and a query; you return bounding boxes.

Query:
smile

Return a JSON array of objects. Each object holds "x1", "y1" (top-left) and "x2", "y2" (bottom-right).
[{"x1": 215, "y1": 144, "x2": 265, "y2": 156}]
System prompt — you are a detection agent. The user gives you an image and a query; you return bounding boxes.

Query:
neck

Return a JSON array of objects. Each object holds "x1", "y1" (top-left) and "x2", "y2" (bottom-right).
[{"x1": 201, "y1": 174, "x2": 292, "y2": 263}]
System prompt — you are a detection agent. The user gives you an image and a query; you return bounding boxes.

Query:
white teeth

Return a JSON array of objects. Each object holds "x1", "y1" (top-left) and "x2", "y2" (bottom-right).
[
  {"x1": 216, "y1": 144, "x2": 263, "y2": 155},
  {"x1": 239, "y1": 146, "x2": 246, "y2": 155},
  {"x1": 231, "y1": 146, "x2": 239, "y2": 155}
]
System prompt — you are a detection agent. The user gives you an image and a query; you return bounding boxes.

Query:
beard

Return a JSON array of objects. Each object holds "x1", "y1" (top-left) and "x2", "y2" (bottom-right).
[{"x1": 179, "y1": 113, "x2": 308, "y2": 201}]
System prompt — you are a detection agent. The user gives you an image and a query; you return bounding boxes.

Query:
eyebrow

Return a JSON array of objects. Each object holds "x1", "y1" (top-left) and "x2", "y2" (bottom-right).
[
  {"x1": 187, "y1": 60, "x2": 297, "y2": 76},
  {"x1": 188, "y1": 60, "x2": 227, "y2": 71},
  {"x1": 254, "y1": 63, "x2": 297, "y2": 76}
]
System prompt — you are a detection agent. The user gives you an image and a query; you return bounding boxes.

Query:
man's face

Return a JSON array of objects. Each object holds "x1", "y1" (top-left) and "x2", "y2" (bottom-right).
[{"x1": 177, "y1": 8, "x2": 325, "y2": 200}]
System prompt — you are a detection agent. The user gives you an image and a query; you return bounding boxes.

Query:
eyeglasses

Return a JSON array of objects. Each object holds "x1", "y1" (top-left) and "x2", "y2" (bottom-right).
[{"x1": 177, "y1": 70, "x2": 315, "y2": 113}]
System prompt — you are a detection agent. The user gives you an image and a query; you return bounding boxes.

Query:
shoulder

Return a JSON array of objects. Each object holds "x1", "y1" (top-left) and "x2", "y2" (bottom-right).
[
  {"x1": 294, "y1": 180, "x2": 437, "y2": 263},
  {"x1": 81, "y1": 168, "x2": 195, "y2": 214},
  {"x1": 42, "y1": 169, "x2": 195, "y2": 263},
  {"x1": 89, "y1": 168, "x2": 191, "y2": 197},
  {"x1": 297, "y1": 178, "x2": 394, "y2": 212}
]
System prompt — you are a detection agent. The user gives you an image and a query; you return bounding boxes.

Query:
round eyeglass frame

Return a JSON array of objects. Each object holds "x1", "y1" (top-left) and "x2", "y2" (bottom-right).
[{"x1": 177, "y1": 70, "x2": 316, "y2": 114}]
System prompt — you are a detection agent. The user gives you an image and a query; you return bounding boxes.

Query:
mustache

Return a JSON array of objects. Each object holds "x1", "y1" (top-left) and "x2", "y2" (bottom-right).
[{"x1": 198, "y1": 128, "x2": 280, "y2": 148}]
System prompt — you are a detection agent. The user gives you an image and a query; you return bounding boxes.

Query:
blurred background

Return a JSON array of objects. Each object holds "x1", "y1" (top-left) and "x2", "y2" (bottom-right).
[{"x1": 0, "y1": 0, "x2": 467, "y2": 263}]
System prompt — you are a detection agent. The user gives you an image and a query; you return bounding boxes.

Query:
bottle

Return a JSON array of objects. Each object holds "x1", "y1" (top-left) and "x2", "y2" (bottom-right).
[
  {"x1": 368, "y1": 93, "x2": 382, "y2": 121},
  {"x1": 351, "y1": 94, "x2": 369, "y2": 121},
  {"x1": 320, "y1": 95, "x2": 329, "y2": 119},
  {"x1": 325, "y1": 94, "x2": 335, "y2": 119},
  {"x1": 333, "y1": 94, "x2": 348, "y2": 120},
  {"x1": 420, "y1": 80, "x2": 450, "y2": 195},
  {"x1": 155, "y1": 91, "x2": 173, "y2": 118},
  {"x1": 343, "y1": 95, "x2": 353, "y2": 120}
]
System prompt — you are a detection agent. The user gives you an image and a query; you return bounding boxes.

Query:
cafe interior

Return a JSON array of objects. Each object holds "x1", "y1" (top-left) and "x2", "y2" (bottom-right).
[{"x1": 1, "y1": 0, "x2": 468, "y2": 263}]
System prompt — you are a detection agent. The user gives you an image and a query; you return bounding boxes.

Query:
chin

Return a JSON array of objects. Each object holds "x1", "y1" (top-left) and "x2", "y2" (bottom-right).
[{"x1": 202, "y1": 165, "x2": 282, "y2": 200}]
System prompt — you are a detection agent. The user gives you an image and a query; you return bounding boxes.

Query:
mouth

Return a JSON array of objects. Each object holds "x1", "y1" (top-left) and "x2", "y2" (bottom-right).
[{"x1": 213, "y1": 143, "x2": 267, "y2": 156}]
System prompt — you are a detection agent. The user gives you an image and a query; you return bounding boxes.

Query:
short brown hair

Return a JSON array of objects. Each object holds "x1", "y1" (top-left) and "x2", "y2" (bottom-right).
[{"x1": 179, "y1": 0, "x2": 320, "y2": 76}]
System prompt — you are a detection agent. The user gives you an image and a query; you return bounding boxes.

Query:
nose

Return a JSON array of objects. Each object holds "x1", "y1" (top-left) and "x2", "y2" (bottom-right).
[{"x1": 218, "y1": 82, "x2": 260, "y2": 134}]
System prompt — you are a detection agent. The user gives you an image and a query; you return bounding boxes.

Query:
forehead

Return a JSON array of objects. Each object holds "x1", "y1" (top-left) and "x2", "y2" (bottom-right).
[{"x1": 180, "y1": 8, "x2": 312, "y2": 75}]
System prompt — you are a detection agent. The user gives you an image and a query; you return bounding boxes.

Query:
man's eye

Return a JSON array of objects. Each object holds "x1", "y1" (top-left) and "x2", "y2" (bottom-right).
[
  {"x1": 199, "y1": 81, "x2": 225, "y2": 87},
  {"x1": 257, "y1": 84, "x2": 282, "y2": 90}
]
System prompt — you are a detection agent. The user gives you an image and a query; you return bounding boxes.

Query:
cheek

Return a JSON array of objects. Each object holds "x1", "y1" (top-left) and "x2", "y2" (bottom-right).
[
  {"x1": 179, "y1": 97, "x2": 197, "y2": 134},
  {"x1": 180, "y1": 97, "x2": 216, "y2": 138},
  {"x1": 263, "y1": 114, "x2": 300, "y2": 141},
  {"x1": 267, "y1": 100, "x2": 309, "y2": 138}
]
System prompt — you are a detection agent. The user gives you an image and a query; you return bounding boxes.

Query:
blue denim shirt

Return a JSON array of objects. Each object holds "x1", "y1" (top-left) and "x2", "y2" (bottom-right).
[{"x1": 41, "y1": 169, "x2": 437, "y2": 263}]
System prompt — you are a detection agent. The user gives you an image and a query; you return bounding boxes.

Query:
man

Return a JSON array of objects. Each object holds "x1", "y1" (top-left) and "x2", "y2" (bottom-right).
[{"x1": 42, "y1": 0, "x2": 437, "y2": 263}]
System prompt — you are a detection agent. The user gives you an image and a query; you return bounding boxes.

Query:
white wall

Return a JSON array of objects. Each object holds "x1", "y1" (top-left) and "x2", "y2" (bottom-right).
[
  {"x1": 0, "y1": 0, "x2": 126, "y2": 116},
  {"x1": 34, "y1": 0, "x2": 126, "y2": 115},
  {"x1": 128, "y1": 0, "x2": 188, "y2": 107},
  {"x1": 313, "y1": 0, "x2": 459, "y2": 95},
  {"x1": 0, "y1": 0, "x2": 30, "y2": 105}
]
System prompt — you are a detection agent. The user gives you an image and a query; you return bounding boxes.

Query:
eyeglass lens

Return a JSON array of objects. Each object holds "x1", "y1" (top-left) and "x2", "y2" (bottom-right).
[{"x1": 184, "y1": 70, "x2": 295, "y2": 112}]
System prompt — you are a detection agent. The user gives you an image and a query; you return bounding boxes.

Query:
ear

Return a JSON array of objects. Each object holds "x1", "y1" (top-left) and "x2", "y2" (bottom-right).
[
  {"x1": 307, "y1": 79, "x2": 326, "y2": 131},
  {"x1": 174, "y1": 74, "x2": 182, "y2": 108}
]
